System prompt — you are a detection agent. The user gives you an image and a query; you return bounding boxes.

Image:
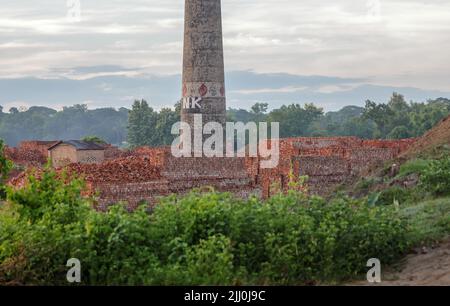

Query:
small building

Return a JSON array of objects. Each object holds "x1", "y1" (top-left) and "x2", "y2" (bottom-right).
[{"x1": 48, "y1": 140, "x2": 106, "y2": 167}]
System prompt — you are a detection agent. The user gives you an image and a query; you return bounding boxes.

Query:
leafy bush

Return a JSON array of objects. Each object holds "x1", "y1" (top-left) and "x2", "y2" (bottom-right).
[
  {"x1": 0, "y1": 139, "x2": 13, "y2": 199},
  {"x1": 421, "y1": 155, "x2": 450, "y2": 196},
  {"x1": 355, "y1": 177, "x2": 377, "y2": 192},
  {"x1": 0, "y1": 168, "x2": 410, "y2": 285},
  {"x1": 401, "y1": 197, "x2": 450, "y2": 245},
  {"x1": 374, "y1": 186, "x2": 424, "y2": 206},
  {"x1": 260, "y1": 193, "x2": 408, "y2": 283},
  {"x1": 397, "y1": 159, "x2": 431, "y2": 178},
  {"x1": 0, "y1": 168, "x2": 91, "y2": 284}
]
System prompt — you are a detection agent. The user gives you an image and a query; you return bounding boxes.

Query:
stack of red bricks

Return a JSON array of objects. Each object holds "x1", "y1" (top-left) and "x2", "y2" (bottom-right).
[
  {"x1": 65, "y1": 156, "x2": 163, "y2": 184},
  {"x1": 4, "y1": 141, "x2": 57, "y2": 167},
  {"x1": 64, "y1": 155, "x2": 166, "y2": 210},
  {"x1": 6, "y1": 136, "x2": 417, "y2": 209},
  {"x1": 257, "y1": 136, "x2": 417, "y2": 197}
]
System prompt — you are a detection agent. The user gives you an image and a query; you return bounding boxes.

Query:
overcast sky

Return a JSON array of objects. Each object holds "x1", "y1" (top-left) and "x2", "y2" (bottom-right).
[{"x1": 1, "y1": 0, "x2": 450, "y2": 111}]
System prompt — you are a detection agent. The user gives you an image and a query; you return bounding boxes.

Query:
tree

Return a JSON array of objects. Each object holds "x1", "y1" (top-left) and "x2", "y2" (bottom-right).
[
  {"x1": 341, "y1": 117, "x2": 377, "y2": 139},
  {"x1": 387, "y1": 126, "x2": 410, "y2": 139},
  {"x1": 388, "y1": 92, "x2": 409, "y2": 112},
  {"x1": 155, "y1": 107, "x2": 180, "y2": 145},
  {"x1": 268, "y1": 103, "x2": 323, "y2": 138},
  {"x1": 9, "y1": 107, "x2": 19, "y2": 115},
  {"x1": 0, "y1": 94, "x2": 448, "y2": 148},
  {"x1": 251, "y1": 103, "x2": 268, "y2": 115},
  {"x1": 363, "y1": 99, "x2": 395, "y2": 137},
  {"x1": 0, "y1": 139, "x2": 13, "y2": 199},
  {"x1": 82, "y1": 136, "x2": 107, "y2": 145},
  {"x1": 127, "y1": 100, "x2": 159, "y2": 147},
  {"x1": 227, "y1": 108, "x2": 255, "y2": 123},
  {"x1": 362, "y1": 93, "x2": 450, "y2": 139}
]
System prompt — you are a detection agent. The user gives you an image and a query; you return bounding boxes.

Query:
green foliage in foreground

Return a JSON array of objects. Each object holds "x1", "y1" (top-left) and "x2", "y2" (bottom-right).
[
  {"x1": 0, "y1": 140, "x2": 12, "y2": 181},
  {"x1": 421, "y1": 155, "x2": 450, "y2": 197},
  {"x1": 0, "y1": 168, "x2": 409, "y2": 285},
  {"x1": 401, "y1": 197, "x2": 450, "y2": 245},
  {"x1": 0, "y1": 140, "x2": 13, "y2": 199}
]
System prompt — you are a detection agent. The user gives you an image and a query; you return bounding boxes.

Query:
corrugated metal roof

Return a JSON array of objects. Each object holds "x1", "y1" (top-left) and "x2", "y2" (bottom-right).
[{"x1": 48, "y1": 140, "x2": 105, "y2": 151}]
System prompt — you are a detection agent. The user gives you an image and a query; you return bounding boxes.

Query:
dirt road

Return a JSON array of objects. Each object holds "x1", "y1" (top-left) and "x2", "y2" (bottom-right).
[{"x1": 360, "y1": 240, "x2": 450, "y2": 286}]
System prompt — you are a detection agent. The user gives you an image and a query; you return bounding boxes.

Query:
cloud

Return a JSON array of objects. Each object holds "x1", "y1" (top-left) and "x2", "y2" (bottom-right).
[
  {"x1": 0, "y1": 0, "x2": 449, "y2": 105},
  {"x1": 230, "y1": 86, "x2": 308, "y2": 95}
]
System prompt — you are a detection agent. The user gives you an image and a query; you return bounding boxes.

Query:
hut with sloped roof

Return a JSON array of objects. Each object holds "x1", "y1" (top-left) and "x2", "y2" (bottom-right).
[{"x1": 48, "y1": 140, "x2": 105, "y2": 167}]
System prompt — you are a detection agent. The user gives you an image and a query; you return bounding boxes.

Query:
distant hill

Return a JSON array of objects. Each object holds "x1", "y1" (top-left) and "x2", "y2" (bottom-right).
[{"x1": 2, "y1": 71, "x2": 450, "y2": 111}]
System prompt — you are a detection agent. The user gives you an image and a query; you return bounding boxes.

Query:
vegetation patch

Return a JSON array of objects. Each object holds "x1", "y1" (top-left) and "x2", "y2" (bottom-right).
[
  {"x1": 0, "y1": 167, "x2": 409, "y2": 285},
  {"x1": 420, "y1": 155, "x2": 450, "y2": 197},
  {"x1": 401, "y1": 197, "x2": 450, "y2": 245},
  {"x1": 397, "y1": 159, "x2": 431, "y2": 179}
]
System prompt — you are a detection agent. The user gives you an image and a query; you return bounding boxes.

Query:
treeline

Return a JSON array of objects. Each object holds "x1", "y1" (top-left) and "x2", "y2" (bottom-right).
[
  {"x1": 1, "y1": 93, "x2": 449, "y2": 147},
  {"x1": 0, "y1": 104, "x2": 129, "y2": 147},
  {"x1": 226, "y1": 93, "x2": 450, "y2": 140},
  {"x1": 127, "y1": 93, "x2": 450, "y2": 147}
]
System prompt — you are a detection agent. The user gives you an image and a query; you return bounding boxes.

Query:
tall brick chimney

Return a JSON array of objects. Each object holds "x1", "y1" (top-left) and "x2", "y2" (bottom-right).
[{"x1": 181, "y1": 0, "x2": 226, "y2": 145}]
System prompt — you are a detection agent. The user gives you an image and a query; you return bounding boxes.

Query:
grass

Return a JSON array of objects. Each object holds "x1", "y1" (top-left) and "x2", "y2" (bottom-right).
[
  {"x1": 401, "y1": 197, "x2": 450, "y2": 246},
  {"x1": 396, "y1": 159, "x2": 431, "y2": 179}
]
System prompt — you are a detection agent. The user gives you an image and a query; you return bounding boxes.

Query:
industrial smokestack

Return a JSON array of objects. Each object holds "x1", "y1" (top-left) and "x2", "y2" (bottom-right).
[{"x1": 181, "y1": 0, "x2": 226, "y2": 149}]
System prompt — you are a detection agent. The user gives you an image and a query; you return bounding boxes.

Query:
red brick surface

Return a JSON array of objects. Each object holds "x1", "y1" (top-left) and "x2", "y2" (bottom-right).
[
  {"x1": 5, "y1": 141, "x2": 58, "y2": 167},
  {"x1": 255, "y1": 137, "x2": 416, "y2": 197},
  {"x1": 7, "y1": 137, "x2": 416, "y2": 209}
]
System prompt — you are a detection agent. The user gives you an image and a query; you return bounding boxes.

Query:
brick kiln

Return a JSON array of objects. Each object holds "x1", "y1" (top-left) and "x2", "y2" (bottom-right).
[
  {"x1": 254, "y1": 137, "x2": 416, "y2": 198},
  {"x1": 6, "y1": 137, "x2": 415, "y2": 209},
  {"x1": 3, "y1": 0, "x2": 417, "y2": 209},
  {"x1": 49, "y1": 136, "x2": 413, "y2": 209},
  {"x1": 64, "y1": 147, "x2": 260, "y2": 210}
]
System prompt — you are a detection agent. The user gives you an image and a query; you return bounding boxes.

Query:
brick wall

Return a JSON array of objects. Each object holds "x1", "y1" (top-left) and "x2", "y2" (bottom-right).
[
  {"x1": 77, "y1": 150, "x2": 105, "y2": 164},
  {"x1": 7, "y1": 137, "x2": 416, "y2": 209},
  {"x1": 49, "y1": 144, "x2": 78, "y2": 167},
  {"x1": 257, "y1": 137, "x2": 416, "y2": 197}
]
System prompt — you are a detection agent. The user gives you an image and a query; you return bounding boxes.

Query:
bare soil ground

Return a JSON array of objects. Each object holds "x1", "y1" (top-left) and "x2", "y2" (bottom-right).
[{"x1": 355, "y1": 240, "x2": 450, "y2": 286}]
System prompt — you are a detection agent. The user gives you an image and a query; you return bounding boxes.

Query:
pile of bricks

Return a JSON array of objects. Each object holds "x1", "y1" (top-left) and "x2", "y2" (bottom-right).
[
  {"x1": 65, "y1": 156, "x2": 162, "y2": 184},
  {"x1": 256, "y1": 137, "x2": 416, "y2": 197},
  {"x1": 6, "y1": 136, "x2": 416, "y2": 209},
  {"x1": 91, "y1": 154, "x2": 260, "y2": 209},
  {"x1": 18, "y1": 141, "x2": 58, "y2": 158},
  {"x1": 76, "y1": 136, "x2": 416, "y2": 206},
  {"x1": 104, "y1": 145, "x2": 128, "y2": 160},
  {"x1": 4, "y1": 140, "x2": 57, "y2": 167},
  {"x1": 129, "y1": 146, "x2": 171, "y2": 167}
]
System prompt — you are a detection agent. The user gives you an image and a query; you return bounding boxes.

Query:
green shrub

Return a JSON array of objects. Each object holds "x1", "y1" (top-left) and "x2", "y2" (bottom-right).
[
  {"x1": 0, "y1": 139, "x2": 13, "y2": 199},
  {"x1": 355, "y1": 177, "x2": 377, "y2": 191},
  {"x1": 0, "y1": 168, "x2": 410, "y2": 285},
  {"x1": 401, "y1": 197, "x2": 450, "y2": 245},
  {"x1": 421, "y1": 155, "x2": 450, "y2": 196},
  {"x1": 0, "y1": 167, "x2": 91, "y2": 284},
  {"x1": 397, "y1": 159, "x2": 431, "y2": 178},
  {"x1": 375, "y1": 186, "x2": 424, "y2": 206},
  {"x1": 185, "y1": 235, "x2": 235, "y2": 285},
  {"x1": 260, "y1": 194, "x2": 408, "y2": 283}
]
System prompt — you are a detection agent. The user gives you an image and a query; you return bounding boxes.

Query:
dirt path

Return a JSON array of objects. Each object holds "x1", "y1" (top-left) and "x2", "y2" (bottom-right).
[{"x1": 358, "y1": 240, "x2": 450, "y2": 286}]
